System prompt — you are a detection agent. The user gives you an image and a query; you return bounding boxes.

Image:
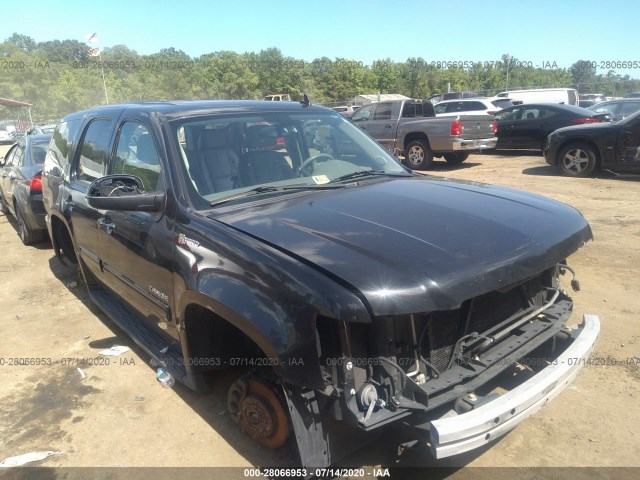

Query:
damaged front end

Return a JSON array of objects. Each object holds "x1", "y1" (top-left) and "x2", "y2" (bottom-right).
[{"x1": 294, "y1": 263, "x2": 599, "y2": 466}]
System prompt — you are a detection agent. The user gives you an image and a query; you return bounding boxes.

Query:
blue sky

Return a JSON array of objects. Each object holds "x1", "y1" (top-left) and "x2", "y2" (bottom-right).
[{"x1": 7, "y1": 0, "x2": 640, "y2": 77}]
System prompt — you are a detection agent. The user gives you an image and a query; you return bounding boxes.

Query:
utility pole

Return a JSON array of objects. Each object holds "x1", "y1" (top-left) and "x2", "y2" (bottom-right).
[{"x1": 505, "y1": 54, "x2": 511, "y2": 90}]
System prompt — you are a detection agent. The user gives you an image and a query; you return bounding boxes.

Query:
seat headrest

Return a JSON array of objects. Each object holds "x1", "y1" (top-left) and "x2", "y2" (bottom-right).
[
  {"x1": 136, "y1": 134, "x2": 158, "y2": 164},
  {"x1": 199, "y1": 129, "x2": 227, "y2": 149},
  {"x1": 244, "y1": 125, "x2": 278, "y2": 149}
]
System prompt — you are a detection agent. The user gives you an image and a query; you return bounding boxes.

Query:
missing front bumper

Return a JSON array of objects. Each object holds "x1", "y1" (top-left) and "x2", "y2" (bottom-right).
[{"x1": 429, "y1": 314, "x2": 600, "y2": 459}]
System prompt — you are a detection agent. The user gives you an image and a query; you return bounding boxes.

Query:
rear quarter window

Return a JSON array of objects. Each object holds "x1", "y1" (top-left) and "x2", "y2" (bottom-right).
[{"x1": 45, "y1": 119, "x2": 82, "y2": 177}]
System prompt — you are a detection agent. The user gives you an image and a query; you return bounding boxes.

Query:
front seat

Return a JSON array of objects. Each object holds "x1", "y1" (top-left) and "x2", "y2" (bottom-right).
[
  {"x1": 240, "y1": 125, "x2": 293, "y2": 186},
  {"x1": 194, "y1": 129, "x2": 241, "y2": 194}
]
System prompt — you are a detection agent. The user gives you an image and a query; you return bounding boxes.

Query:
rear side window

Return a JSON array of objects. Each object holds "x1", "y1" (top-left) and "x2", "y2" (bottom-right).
[
  {"x1": 621, "y1": 102, "x2": 640, "y2": 115},
  {"x1": 76, "y1": 119, "x2": 113, "y2": 184},
  {"x1": 46, "y1": 119, "x2": 82, "y2": 176},
  {"x1": 466, "y1": 101, "x2": 487, "y2": 111},
  {"x1": 9, "y1": 145, "x2": 24, "y2": 167},
  {"x1": 372, "y1": 103, "x2": 393, "y2": 120}
]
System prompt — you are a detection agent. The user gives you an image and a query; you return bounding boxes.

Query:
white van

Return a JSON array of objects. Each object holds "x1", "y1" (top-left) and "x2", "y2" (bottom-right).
[{"x1": 496, "y1": 88, "x2": 578, "y2": 106}]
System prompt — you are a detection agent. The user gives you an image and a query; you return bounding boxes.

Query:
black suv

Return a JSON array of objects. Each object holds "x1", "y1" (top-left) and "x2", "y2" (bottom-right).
[{"x1": 42, "y1": 100, "x2": 599, "y2": 468}]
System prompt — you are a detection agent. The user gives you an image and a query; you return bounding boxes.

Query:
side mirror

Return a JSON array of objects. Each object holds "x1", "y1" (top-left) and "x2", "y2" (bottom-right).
[{"x1": 86, "y1": 175, "x2": 164, "y2": 212}]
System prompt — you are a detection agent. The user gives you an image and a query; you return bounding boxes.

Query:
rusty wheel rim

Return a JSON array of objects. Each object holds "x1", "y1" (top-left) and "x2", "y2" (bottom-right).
[{"x1": 235, "y1": 378, "x2": 290, "y2": 448}]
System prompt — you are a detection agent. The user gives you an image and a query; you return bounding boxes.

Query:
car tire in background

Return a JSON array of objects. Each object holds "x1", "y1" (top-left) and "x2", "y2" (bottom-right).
[
  {"x1": 404, "y1": 140, "x2": 434, "y2": 170},
  {"x1": 443, "y1": 152, "x2": 470, "y2": 164},
  {"x1": 558, "y1": 142, "x2": 598, "y2": 177},
  {"x1": 0, "y1": 194, "x2": 9, "y2": 215},
  {"x1": 16, "y1": 207, "x2": 46, "y2": 245}
]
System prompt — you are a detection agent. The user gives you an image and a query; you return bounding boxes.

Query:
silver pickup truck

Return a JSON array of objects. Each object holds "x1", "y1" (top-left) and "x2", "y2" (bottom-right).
[{"x1": 351, "y1": 100, "x2": 498, "y2": 169}]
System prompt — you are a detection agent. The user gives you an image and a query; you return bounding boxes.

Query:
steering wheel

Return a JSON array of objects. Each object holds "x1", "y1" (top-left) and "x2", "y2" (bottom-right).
[{"x1": 296, "y1": 153, "x2": 333, "y2": 177}]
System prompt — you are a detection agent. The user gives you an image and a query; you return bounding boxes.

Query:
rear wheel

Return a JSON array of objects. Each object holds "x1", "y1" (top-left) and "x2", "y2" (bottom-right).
[
  {"x1": 0, "y1": 196, "x2": 9, "y2": 215},
  {"x1": 558, "y1": 143, "x2": 598, "y2": 177},
  {"x1": 16, "y1": 207, "x2": 46, "y2": 245},
  {"x1": 404, "y1": 140, "x2": 434, "y2": 170},
  {"x1": 228, "y1": 375, "x2": 291, "y2": 449},
  {"x1": 443, "y1": 152, "x2": 470, "y2": 164}
]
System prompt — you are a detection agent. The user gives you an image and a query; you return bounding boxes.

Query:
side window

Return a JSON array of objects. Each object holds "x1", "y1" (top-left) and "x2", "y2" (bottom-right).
[
  {"x1": 495, "y1": 107, "x2": 522, "y2": 121},
  {"x1": 402, "y1": 103, "x2": 416, "y2": 118},
  {"x1": 467, "y1": 101, "x2": 486, "y2": 111},
  {"x1": 11, "y1": 145, "x2": 25, "y2": 167},
  {"x1": 46, "y1": 119, "x2": 82, "y2": 177},
  {"x1": 522, "y1": 107, "x2": 543, "y2": 120},
  {"x1": 113, "y1": 121, "x2": 162, "y2": 191},
  {"x1": 372, "y1": 103, "x2": 393, "y2": 120},
  {"x1": 76, "y1": 119, "x2": 112, "y2": 184},
  {"x1": 3, "y1": 145, "x2": 18, "y2": 166},
  {"x1": 621, "y1": 102, "x2": 640, "y2": 115},
  {"x1": 351, "y1": 105, "x2": 373, "y2": 122},
  {"x1": 434, "y1": 103, "x2": 449, "y2": 114}
]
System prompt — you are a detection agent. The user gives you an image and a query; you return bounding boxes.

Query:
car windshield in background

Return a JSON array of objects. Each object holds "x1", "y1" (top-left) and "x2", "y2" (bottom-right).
[{"x1": 171, "y1": 112, "x2": 408, "y2": 208}]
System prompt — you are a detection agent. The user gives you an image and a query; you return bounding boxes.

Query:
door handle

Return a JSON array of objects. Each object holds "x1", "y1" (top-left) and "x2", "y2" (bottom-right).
[
  {"x1": 384, "y1": 124, "x2": 393, "y2": 128},
  {"x1": 97, "y1": 217, "x2": 116, "y2": 235}
]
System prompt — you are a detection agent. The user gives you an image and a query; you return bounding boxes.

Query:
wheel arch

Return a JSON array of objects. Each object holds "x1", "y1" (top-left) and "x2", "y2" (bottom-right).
[
  {"x1": 556, "y1": 138, "x2": 602, "y2": 167},
  {"x1": 403, "y1": 132, "x2": 430, "y2": 151},
  {"x1": 177, "y1": 289, "x2": 326, "y2": 390}
]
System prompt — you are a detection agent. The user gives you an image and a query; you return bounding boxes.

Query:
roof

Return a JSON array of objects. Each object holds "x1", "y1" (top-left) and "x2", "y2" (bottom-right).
[
  {"x1": 0, "y1": 97, "x2": 33, "y2": 108},
  {"x1": 354, "y1": 94, "x2": 411, "y2": 102},
  {"x1": 62, "y1": 100, "x2": 333, "y2": 121}
]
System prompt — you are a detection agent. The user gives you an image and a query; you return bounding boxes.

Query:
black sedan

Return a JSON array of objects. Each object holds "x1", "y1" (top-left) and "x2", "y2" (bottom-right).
[
  {"x1": 544, "y1": 109, "x2": 640, "y2": 177},
  {"x1": 0, "y1": 134, "x2": 52, "y2": 244},
  {"x1": 494, "y1": 103, "x2": 607, "y2": 151}
]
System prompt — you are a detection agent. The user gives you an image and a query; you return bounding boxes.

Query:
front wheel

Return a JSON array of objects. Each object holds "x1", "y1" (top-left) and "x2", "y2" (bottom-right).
[
  {"x1": 558, "y1": 143, "x2": 598, "y2": 177},
  {"x1": 404, "y1": 140, "x2": 434, "y2": 170},
  {"x1": 443, "y1": 152, "x2": 470, "y2": 164}
]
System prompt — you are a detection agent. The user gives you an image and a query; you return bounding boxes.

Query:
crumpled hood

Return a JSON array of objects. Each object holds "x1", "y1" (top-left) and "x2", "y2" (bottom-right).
[{"x1": 214, "y1": 177, "x2": 592, "y2": 315}]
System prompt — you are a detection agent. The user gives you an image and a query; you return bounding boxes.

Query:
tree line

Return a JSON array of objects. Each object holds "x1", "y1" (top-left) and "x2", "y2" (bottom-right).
[{"x1": 1, "y1": 33, "x2": 639, "y2": 124}]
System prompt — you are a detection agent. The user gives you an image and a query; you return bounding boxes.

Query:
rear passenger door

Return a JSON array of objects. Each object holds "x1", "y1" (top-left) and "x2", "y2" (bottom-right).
[
  {"x1": 96, "y1": 119, "x2": 177, "y2": 343},
  {"x1": 68, "y1": 117, "x2": 115, "y2": 279}
]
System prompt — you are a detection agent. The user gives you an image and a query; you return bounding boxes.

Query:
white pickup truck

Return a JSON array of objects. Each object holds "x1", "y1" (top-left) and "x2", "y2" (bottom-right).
[{"x1": 351, "y1": 99, "x2": 498, "y2": 169}]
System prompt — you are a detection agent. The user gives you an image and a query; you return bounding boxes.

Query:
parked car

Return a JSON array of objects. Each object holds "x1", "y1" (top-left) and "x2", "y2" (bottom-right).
[
  {"x1": 0, "y1": 122, "x2": 17, "y2": 144},
  {"x1": 0, "y1": 134, "x2": 52, "y2": 244},
  {"x1": 579, "y1": 93, "x2": 606, "y2": 103},
  {"x1": 626, "y1": 92, "x2": 640, "y2": 98},
  {"x1": 544, "y1": 109, "x2": 640, "y2": 176},
  {"x1": 42, "y1": 100, "x2": 597, "y2": 469},
  {"x1": 496, "y1": 88, "x2": 579, "y2": 106},
  {"x1": 587, "y1": 98, "x2": 640, "y2": 122},
  {"x1": 351, "y1": 99, "x2": 497, "y2": 169},
  {"x1": 494, "y1": 103, "x2": 606, "y2": 151},
  {"x1": 263, "y1": 94, "x2": 291, "y2": 101},
  {"x1": 434, "y1": 97, "x2": 514, "y2": 116}
]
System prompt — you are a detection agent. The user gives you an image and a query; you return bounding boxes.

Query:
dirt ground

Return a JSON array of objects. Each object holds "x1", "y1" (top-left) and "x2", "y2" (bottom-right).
[{"x1": 0, "y1": 151, "x2": 638, "y2": 479}]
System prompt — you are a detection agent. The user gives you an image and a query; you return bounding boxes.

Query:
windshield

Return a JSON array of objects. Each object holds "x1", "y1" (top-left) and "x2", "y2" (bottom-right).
[{"x1": 171, "y1": 111, "x2": 407, "y2": 209}]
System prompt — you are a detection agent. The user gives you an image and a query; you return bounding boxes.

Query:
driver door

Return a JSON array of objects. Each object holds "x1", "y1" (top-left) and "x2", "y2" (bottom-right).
[{"x1": 96, "y1": 120, "x2": 178, "y2": 343}]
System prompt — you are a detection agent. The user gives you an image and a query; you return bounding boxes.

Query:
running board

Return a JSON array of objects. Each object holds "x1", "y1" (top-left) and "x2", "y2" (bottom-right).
[{"x1": 87, "y1": 286, "x2": 208, "y2": 392}]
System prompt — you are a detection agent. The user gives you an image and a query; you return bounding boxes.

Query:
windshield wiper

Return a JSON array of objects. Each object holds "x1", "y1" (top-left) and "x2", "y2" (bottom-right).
[
  {"x1": 209, "y1": 184, "x2": 345, "y2": 207},
  {"x1": 330, "y1": 170, "x2": 410, "y2": 183}
]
